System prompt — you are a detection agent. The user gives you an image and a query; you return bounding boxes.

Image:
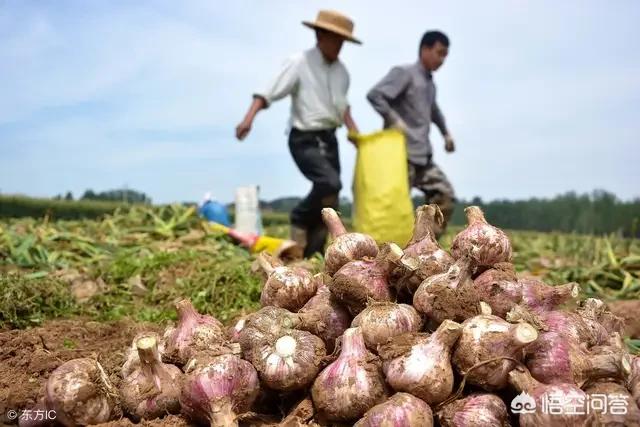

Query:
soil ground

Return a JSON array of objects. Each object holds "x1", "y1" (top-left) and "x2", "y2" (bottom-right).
[
  {"x1": 0, "y1": 319, "x2": 168, "y2": 426},
  {"x1": 0, "y1": 319, "x2": 305, "y2": 427}
]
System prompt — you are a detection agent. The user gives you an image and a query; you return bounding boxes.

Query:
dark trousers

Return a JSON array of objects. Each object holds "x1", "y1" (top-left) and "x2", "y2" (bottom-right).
[{"x1": 288, "y1": 128, "x2": 341, "y2": 257}]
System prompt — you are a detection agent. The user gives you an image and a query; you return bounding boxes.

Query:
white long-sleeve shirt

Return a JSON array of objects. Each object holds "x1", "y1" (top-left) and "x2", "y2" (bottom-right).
[{"x1": 254, "y1": 47, "x2": 350, "y2": 131}]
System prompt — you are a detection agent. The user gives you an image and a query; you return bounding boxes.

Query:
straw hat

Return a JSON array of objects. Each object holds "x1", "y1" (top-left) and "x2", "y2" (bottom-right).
[{"x1": 302, "y1": 10, "x2": 362, "y2": 44}]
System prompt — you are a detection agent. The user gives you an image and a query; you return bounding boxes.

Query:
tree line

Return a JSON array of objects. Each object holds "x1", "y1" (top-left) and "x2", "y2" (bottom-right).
[
  {"x1": 448, "y1": 190, "x2": 639, "y2": 237},
  {"x1": 4, "y1": 189, "x2": 638, "y2": 236},
  {"x1": 262, "y1": 190, "x2": 639, "y2": 237},
  {"x1": 54, "y1": 189, "x2": 152, "y2": 204}
]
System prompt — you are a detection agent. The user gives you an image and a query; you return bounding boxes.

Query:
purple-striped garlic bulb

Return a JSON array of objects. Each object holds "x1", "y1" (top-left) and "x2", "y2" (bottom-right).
[
  {"x1": 437, "y1": 393, "x2": 510, "y2": 427},
  {"x1": 311, "y1": 327, "x2": 388, "y2": 421},
  {"x1": 471, "y1": 263, "x2": 521, "y2": 318},
  {"x1": 379, "y1": 320, "x2": 461, "y2": 405},
  {"x1": 354, "y1": 393, "x2": 433, "y2": 427},
  {"x1": 474, "y1": 264, "x2": 579, "y2": 318},
  {"x1": 520, "y1": 279, "x2": 579, "y2": 313},
  {"x1": 120, "y1": 336, "x2": 182, "y2": 420},
  {"x1": 244, "y1": 329, "x2": 326, "y2": 391},
  {"x1": 392, "y1": 205, "x2": 454, "y2": 297},
  {"x1": 298, "y1": 274, "x2": 351, "y2": 352},
  {"x1": 121, "y1": 331, "x2": 165, "y2": 378},
  {"x1": 322, "y1": 208, "x2": 379, "y2": 275},
  {"x1": 257, "y1": 252, "x2": 317, "y2": 311},
  {"x1": 162, "y1": 299, "x2": 225, "y2": 365},
  {"x1": 508, "y1": 306, "x2": 610, "y2": 348},
  {"x1": 404, "y1": 205, "x2": 452, "y2": 260},
  {"x1": 508, "y1": 367, "x2": 595, "y2": 427},
  {"x1": 526, "y1": 331, "x2": 630, "y2": 387},
  {"x1": 237, "y1": 306, "x2": 303, "y2": 355},
  {"x1": 451, "y1": 206, "x2": 512, "y2": 267},
  {"x1": 452, "y1": 309, "x2": 538, "y2": 391},
  {"x1": 329, "y1": 243, "x2": 402, "y2": 315},
  {"x1": 181, "y1": 354, "x2": 259, "y2": 427},
  {"x1": 413, "y1": 257, "x2": 480, "y2": 324},
  {"x1": 352, "y1": 302, "x2": 423, "y2": 351}
]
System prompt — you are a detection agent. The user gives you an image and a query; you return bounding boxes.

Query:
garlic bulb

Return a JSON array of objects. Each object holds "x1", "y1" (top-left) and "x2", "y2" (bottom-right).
[
  {"x1": 322, "y1": 208, "x2": 379, "y2": 275},
  {"x1": 181, "y1": 353, "x2": 259, "y2": 427},
  {"x1": 120, "y1": 336, "x2": 182, "y2": 420},
  {"x1": 246, "y1": 329, "x2": 326, "y2": 391},
  {"x1": 311, "y1": 327, "x2": 388, "y2": 421},
  {"x1": 451, "y1": 206, "x2": 512, "y2": 267},
  {"x1": 352, "y1": 302, "x2": 423, "y2": 351},
  {"x1": 162, "y1": 299, "x2": 225, "y2": 365},
  {"x1": 380, "y1": 320, "x2": 461, "y2": 405},
  {"x1": 45, "y1": 358, "x2": 121, "y2": 426},
  {"x1": 258, "y1": 252, "x2": 317, "y2": 311},
  {"x1": 354, "y1": 393, "x2": 433, "y2": 427}
]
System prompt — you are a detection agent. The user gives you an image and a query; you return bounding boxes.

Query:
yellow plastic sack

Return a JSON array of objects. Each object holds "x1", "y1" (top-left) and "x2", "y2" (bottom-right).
[{"x1": 352, "y1": 129, "x2": 414, "y2": 246}]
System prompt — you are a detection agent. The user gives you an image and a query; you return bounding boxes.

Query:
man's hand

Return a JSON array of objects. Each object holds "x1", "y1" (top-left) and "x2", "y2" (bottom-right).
[
  {"x1": 235, "y1": 119, "x2": 252, "y2": 141},
  {"x1": 347, "y1": 130, "x2": 359, "y2": 146},
  {"x1": 391, "y1": 117, "x2": 408, "y2": 133},
  {"x1": 444, "y1": 134, "x2": 455, "y2": 153},
  {"x1": 235, "y1": 97, "x2": 266, "y2": 141},
  {"x1": 343, "y1": 107, "x2": 359, "y2": 146}
]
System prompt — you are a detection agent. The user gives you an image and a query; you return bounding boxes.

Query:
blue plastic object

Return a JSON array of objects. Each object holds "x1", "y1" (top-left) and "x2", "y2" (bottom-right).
[{"x1": 199, "y1": 200, "x2": 231, "y2": 226}]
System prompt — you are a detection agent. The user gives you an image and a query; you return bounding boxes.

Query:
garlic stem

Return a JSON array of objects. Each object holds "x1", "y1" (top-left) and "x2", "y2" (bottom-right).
[{"x1": 322, "y1": 208, "x2": 347, "y2": 237}]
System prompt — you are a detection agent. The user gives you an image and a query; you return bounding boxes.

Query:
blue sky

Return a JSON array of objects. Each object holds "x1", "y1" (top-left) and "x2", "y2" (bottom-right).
[{"x1": 1, "y1": 0, "x2": 639, "y2": 204}]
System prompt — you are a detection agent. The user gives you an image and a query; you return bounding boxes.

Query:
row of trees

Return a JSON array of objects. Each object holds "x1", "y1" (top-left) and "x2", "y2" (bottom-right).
[
  {"x1": 446, "y1": 190, "x2": 639, "y2": 236},
  {"x1": 54, "y1": 189, "x2": 152, "y2": 204},
  {"x1": 263, "y1": 190, "x2": 639, "y2": 237},
  {"x1": 23, "y1": 188, "x2": 640, "y2": 236}
]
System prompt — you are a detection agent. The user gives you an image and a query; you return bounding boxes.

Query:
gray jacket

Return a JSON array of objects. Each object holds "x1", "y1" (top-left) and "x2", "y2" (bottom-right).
[{"x1": 367, "y1": 62, "x2": 448, "y2": 165}]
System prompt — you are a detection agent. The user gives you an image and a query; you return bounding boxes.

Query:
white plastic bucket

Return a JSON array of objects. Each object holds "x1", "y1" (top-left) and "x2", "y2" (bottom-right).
[{"x1": 234, "y1": 186, "x2": 263, "y2": 235}]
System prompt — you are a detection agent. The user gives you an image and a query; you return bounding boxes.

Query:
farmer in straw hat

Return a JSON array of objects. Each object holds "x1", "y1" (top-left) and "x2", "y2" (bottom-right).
[{"x1": 236, "y1": 10, "x2": 361, "y2": 258}]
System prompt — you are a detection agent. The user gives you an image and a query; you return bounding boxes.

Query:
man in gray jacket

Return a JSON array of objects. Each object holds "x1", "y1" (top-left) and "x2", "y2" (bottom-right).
[{"x1": 367, "y1": 30, "x2": 455, "y2": 237}]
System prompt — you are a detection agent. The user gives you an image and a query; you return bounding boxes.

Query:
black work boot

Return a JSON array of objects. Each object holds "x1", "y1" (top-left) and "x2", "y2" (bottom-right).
[{"x1": 304, "y1": 223, "x2": 329, "y2": 258}]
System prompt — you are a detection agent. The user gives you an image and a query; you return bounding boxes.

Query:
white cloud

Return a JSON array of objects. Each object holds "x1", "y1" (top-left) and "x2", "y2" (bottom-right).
[{"x1": 0, "y1": 0, "x2": 638, "y2": 204}]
